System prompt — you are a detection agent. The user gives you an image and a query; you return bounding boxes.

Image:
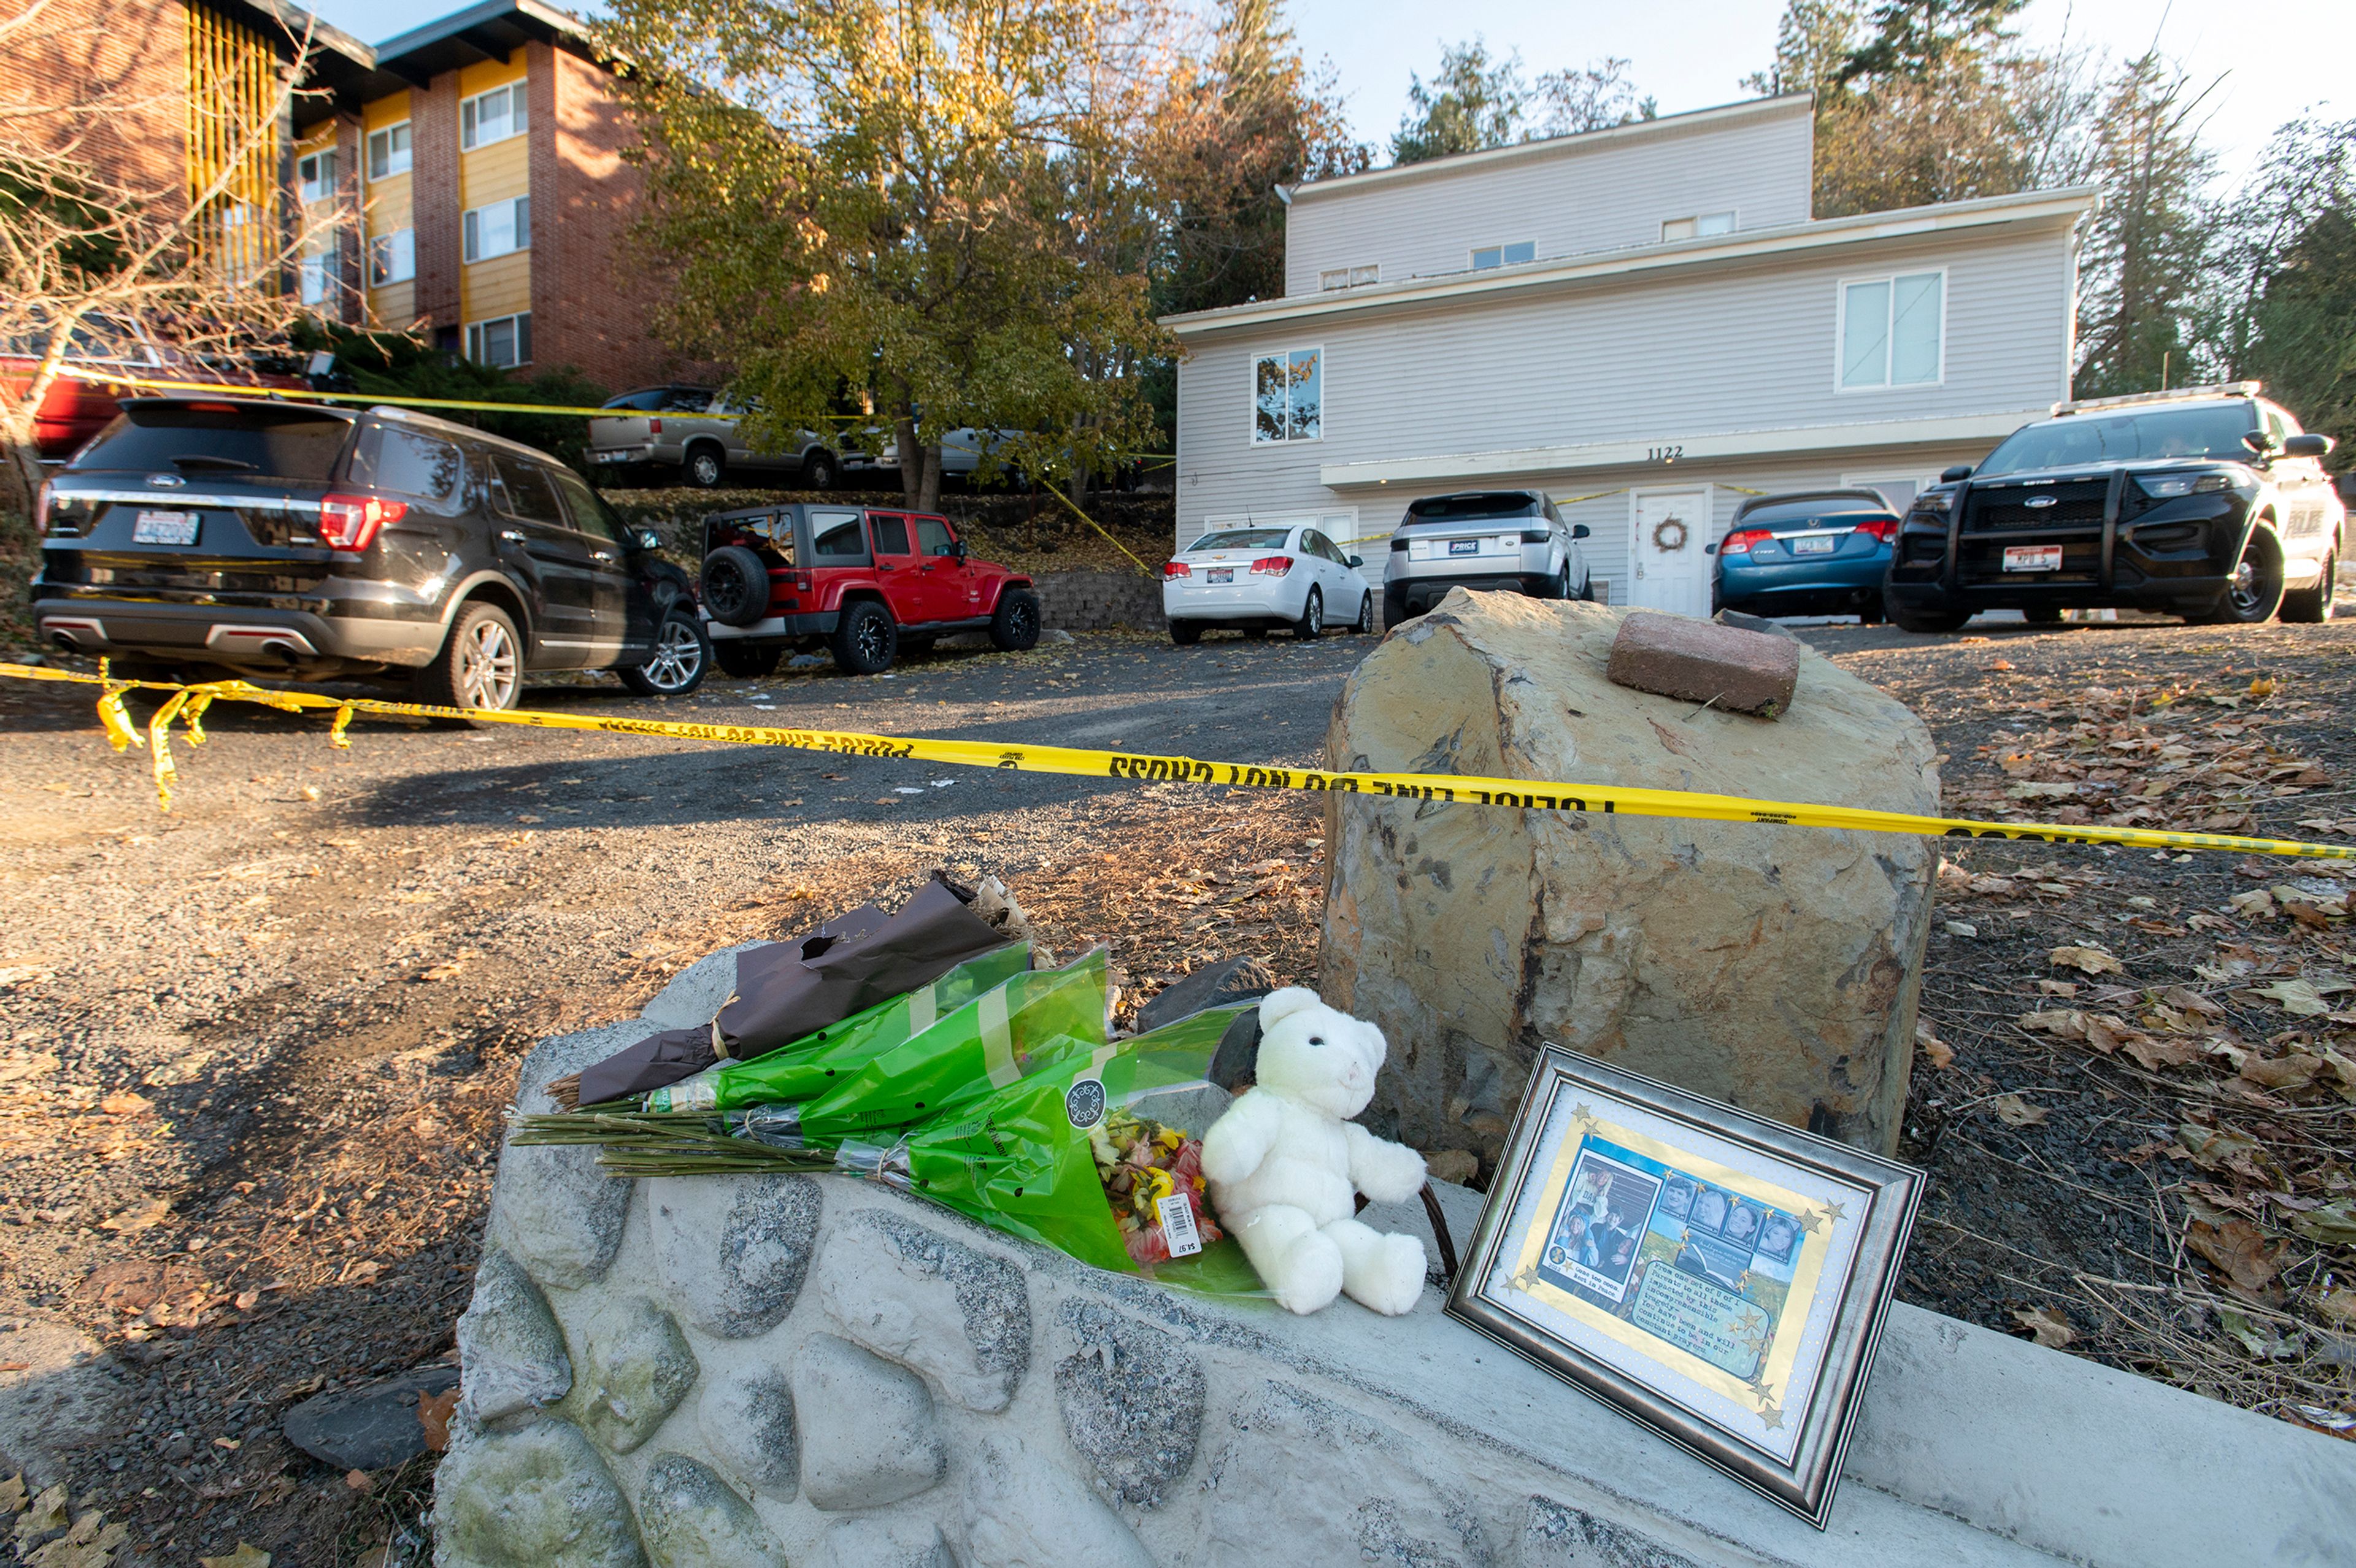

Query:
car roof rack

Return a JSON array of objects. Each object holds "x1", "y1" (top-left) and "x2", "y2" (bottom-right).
[{"x1": 2052, "y1": 382, "x2": 2262, "y2": 417}]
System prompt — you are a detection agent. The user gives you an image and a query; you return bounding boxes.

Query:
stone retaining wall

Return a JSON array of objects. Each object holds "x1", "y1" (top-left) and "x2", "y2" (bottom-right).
[
  {"x1": 1028, "y1": 570, "x2": 1166, "y2": 633},
  {"x1": 436, "y1": 949, "x2": 2356, "y2": 1568}
]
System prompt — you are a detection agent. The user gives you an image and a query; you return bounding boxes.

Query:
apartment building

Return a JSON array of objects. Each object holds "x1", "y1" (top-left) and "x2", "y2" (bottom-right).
[{"x1": 1165, "y1": 96, "x2": 2096, "y2": 615}]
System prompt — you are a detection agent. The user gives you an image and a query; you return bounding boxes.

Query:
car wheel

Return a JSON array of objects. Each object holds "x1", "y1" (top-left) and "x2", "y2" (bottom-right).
[
  {"x1": 1544, "y1": 566, "x2": 1569, "y2": 600},
  {"x1": 1857, "y1": 598, "x2": 1885, "y2": 626},
  {"x1": 417, "y1": 601, "x2": 523, "y2": 721},
  {"x1": 1293, "y1": 586, "x2": 1323, "y2": 639},
  {"x1": 831, "y1": 599, "x2": 898, "y2": 674},
  {"x1": 1382, "y1": 586, "x2": 1412, "y2": 628},
  {"x1": 1353, "y1": 592, "x2": 1374, "y2": 634},
  {"x1": 803, "y1": 450, "x2": 838, "y2": 491},
  {"x1": 713, "y1": 640, "x2": 781, "y2": 678},
  {"x1": 700, "y1": 545, "x2": 772, "y2": 626},
  {"x1": 2280, "y1": 550, "x2": 2335, "y2": 624},
  {"x1": 1578, "y1": 575, "x2": 1596, "y2": 603},
  {"x1": 685, "y1": 445, "x2": 727, "y2": 489},
  {"x1": 1882, "y1": 586, "x2": 1972, "y2": 634},
  {"x1": 618, "y1": 609, "x2": 710, "y2": 696},
  {"x1": 989, "y1": 588, "x2": 1042, "y2": 651},
  {"x1": 1169, "y1": 620, "x2": 1203, "y2": 646},
  {"x1": 2192, "y1": 531, "x2": 2287, "y2": 625}
]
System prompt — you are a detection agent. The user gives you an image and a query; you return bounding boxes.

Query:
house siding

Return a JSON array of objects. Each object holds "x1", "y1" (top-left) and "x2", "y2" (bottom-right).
[
  {"x1": 1177, "y1": 220, "x2": 2076, "y2": 600},
  {"x1": 1284, "y1": 101, "x2": 1813, "y2": 298}
]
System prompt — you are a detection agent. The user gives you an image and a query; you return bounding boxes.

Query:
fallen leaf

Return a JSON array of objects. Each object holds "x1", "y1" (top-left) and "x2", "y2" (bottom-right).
[
  {"x1": 2050, "y1": 945, "x2": 2123, "y2": 975},
  {"x1": 1986, "y1": 658, "x2": 2015, "y2": 672},
  {"x1": 198, "y1": 1545, "x2": 271, "y2": 1568},
  {"x1": 2012, "y1": 1306, "x2": 2074, "y2": 1348},
  {"x1": 1914, "y1": 1022, "x2": 1954, "y2": 1070},
  {"x1": 2177, "y1": 1123, "x2": 2264, "y2": 1175},
  {"x1": 2187, "y1": 1217, "x2": 2285, "y2": 1291},
  {"x1": 2249, "y1": 676, "x2": 2278, "y2": 698},
  {"x1": 2017, "y1": 1009, "x2": 2088, "y2": 1040},
  {"x1": 2250, "y1": 978, "x2": 2330, "y2": 1017},
  {"x1": 1991, "y1": 1093, "x2": 2048, "y2": 1127},
  {"x1": 419, "y1": 1388, "x2": 460, "y2": 1454},
  {"x1": 2289, "y1": 1201, "x2": 2356, "y2": 1248},
  {"x1": 2241, "y1": 1053, "x2": 2325, "y2": 1090},
  {"x1": 97, "y1": 1093, "x2": 151, "y2": 1117},
  {"x1": 0, "y1": 1473, "x2": 21, "y2": 1513},
  {"x1": 2319, "y1": 1289, "x2": 2356, "y2": 1326},
  {"x1": 344, "y1": 1469, "x2": 373, "y2": 1494},
  {"x1": 97, "y1": 1199, "x2": 170, "y2": 1233},
  {"x1": 233, "y1": 1289, "x2": 260, "y2": 1312},
  {"x1": 2121, "y1": 1034, "x2": 2203, "y2": 1071},
  {"x1": 2035, "y1": 978, "x2": 2080, "y2": 999}
]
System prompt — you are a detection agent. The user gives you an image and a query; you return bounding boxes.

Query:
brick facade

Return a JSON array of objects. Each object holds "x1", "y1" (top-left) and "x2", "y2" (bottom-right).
[
  {"x1": 409, "y1": 72, "x2": 462, "y2": 345},
  {"x1": 8, "y1": 0, "x2": 190, "y2": 204}
]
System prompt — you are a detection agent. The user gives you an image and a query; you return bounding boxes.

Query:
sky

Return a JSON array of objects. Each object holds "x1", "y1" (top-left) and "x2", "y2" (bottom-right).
[{"x1": 304, "y1": 0, "x2": 2353, "y2": 183}]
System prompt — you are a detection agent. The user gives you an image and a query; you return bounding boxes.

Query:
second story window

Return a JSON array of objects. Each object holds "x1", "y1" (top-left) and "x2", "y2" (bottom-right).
[
  {"x1": 1253, "y1": 346, "x2": 1322, "y2": 444},
  {"x1": 1839, "y1": 270, "x2": 1945, "y2": 390},
  {"x1": 1471, "y1": 242, "x2": 1534, "y2": 271},
  {"x1": 463, "y1": 196, "x2": 531, "y2": 263},
  {"x1": 1661, "y1": 212, "x2": 1735, "y2": 242},
  {"x1": 367, "y1": 121, "x2": 411, "y2": 180},
  {"x1": 461, "y1": 81, "x2": 527, "y2": 151},
  {"x1": 369, "y1": 228, "x2": 415, "y2": 286},
  {"x1": 297, "y1": 150, "x2": 337, "y2": 204},
  {"x1": 1319, "y1": 264, "x2": 1380, "y2": 291}
]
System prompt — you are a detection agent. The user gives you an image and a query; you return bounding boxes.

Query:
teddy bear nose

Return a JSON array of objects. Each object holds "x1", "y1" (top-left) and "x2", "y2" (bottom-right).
[{"x1": 1308, "y1": 1036, "x2": 1323, "y2": 1045}]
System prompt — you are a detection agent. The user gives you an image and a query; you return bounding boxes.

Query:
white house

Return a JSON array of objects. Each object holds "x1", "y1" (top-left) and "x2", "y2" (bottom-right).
[{"x1": 1163, "y1": 94, "x2": 2098, "y2": 618}]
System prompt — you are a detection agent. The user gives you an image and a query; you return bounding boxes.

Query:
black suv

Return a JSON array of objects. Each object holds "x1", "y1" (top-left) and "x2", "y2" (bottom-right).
[
  {"x1": 1884, "y1": 385, "x2": 2346, "y2": 632},
  {"x1": 32, "y1": 398, "x2": 710, "y2": 710}
]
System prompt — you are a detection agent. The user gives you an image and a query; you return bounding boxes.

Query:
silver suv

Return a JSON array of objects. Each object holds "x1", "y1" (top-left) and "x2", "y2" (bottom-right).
[
  {"x1": 587, "y1": 385, "x2": 874, "y2": 490},
  {"x1": 1382, "y1": 490, "x2": 1593, "y2": 625}
]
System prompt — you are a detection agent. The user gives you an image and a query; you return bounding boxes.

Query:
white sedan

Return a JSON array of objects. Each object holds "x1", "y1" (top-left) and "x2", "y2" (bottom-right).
[{"x1": 1162, "y1": 524, "x2": 1375, "y2": 644}]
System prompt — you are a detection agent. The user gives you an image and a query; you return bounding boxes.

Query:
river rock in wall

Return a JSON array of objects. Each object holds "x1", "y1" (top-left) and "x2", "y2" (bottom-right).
[{"x1": 1321, "y1": 591, "x2": 1938, "y2": 1163}]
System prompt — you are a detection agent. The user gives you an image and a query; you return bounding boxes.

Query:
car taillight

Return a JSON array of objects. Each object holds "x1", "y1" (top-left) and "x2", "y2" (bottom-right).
[
  {"x1": 787, "y1": 570, "x2": 812, "y2": 591},
  {"x1": 1163, "y1": 559, "x2": 1191, "y2": 578},
  {"x1": 318, "y1": 493, "x2": 406, "y2": 553},
  {"x1": 1720, "y1": 528, "x2": 1772, "y2": 556},
  {"x1": 1855, "y1": 518, "x2": 1900, "y2": 544},
  {"x1": 1250, "y1": 555, "x2": 1294, "y2": 576},
  {"x1": 649, "y1": 418, "x2": 663, "y2": 434}
]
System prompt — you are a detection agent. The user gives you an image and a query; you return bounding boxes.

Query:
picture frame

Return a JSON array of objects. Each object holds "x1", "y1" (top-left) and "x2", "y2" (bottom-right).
[{"x1": 1446, "y1": 1045, "x2": 1922, "y2": 1529}]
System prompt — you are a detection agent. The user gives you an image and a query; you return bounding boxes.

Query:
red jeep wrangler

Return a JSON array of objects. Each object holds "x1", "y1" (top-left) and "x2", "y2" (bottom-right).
[{"x1": 696, "y1": 502, "x2": 1042, "y2": 677}]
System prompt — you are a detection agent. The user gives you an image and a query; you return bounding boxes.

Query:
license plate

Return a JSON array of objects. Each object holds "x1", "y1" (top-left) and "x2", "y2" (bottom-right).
[
  {"x1": 1449, "y1": 539, "x2": 1480, "y2": 556},
  {"x1": 1207, "y1": 568, "x2": 1233, "y2": 584},
  {"x1": 1790, "y1": 534, "x2": 1838, "y2": 555},
  {"x1": 132, "y1": 510, "x2": 198, "y2": 545},
  {"x1": 2003, "y1": 544, "x2": 2064, "y2": 573},
  {"x1": 591, "y1": 450, "x2": 629, "y2": 463}
]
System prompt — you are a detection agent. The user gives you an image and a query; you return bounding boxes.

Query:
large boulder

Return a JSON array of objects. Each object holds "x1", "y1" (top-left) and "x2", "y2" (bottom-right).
[{"x1": 1321, "y1": 592, "x2": 1938, "y2": 1162}]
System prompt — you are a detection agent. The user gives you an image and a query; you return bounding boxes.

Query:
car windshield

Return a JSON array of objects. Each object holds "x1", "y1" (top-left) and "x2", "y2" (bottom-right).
[
  {"x1": 1404, "y1": 493, "x2": 1538, "y2": 523},
  {"x1": 71, "y1": 405, "x2": 353, "y2": 481},
  {"x1": 601, "y1": 387, "x2": 712, "y2": 413},
  {"x1": 1191, "y1": 529, "x2": 1291, "y2": 551},
  {"x1": 1977, "y1": 405, "x2": 2257, "y2": 475},
  {"x1": 1736, "y1": 500, "x2": 1893, "y2": 529}
]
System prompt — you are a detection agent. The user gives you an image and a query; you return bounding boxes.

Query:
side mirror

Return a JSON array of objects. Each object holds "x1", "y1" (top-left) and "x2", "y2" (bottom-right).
[
  {"x1": 1346, "y1": 554, "x2": 1363, "y2": 568},
  {"x1": 2284, "y1": 432, "x2": 2333, "y2": 459},
  {"x1": 1571, "y1": 523, "x2": 1591, "y2": 539},
  {"x1": 634, "y1": 528, "x2": 662, "y2": 551},
  {"x1": 1940, "y1": 464, "x2": 1974, "y2": 482},
  {"x1": 2243, "y1": 429, "x2": 2280, "y2": 457},
  {"x1": 950, "y1": 539, "x2": 968, "y2": 559}
]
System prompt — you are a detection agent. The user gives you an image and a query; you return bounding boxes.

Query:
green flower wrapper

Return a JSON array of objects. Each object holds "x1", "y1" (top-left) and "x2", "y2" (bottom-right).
[
  {"x1": 840, "y1": 1002, "x2": 1270, "y2": 1298},
  {"x1": 645, "y1": 942, "x2": 1035, "y2": 1113},
  {"x1": 517, "y1": 948, "x2": 1111, "y2": 1169}
]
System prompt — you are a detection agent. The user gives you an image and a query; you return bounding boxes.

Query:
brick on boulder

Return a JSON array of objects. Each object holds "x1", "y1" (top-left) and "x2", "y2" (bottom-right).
[{"x1": 1605, "y1": 610, "x2": 1799, "y2": 718}]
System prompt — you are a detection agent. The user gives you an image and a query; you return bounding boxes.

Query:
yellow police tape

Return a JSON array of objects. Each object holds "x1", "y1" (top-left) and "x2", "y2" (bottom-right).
[{"x1": 5, "y1": 661, "x2": 2353, "y2": 861}]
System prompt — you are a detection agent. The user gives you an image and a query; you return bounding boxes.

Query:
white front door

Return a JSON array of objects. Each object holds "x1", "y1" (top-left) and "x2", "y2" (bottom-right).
[{"x1": 1630, "y1": 488, "x2": 1712, "y2": 617}]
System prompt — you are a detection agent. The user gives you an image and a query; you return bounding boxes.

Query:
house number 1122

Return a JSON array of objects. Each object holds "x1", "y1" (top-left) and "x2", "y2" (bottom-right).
[{"x1": 1647, "y1": 445, "x2": 1684, "y2": 463}]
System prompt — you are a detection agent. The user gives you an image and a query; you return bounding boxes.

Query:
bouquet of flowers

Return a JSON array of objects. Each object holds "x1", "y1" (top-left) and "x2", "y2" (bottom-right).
[{"x1": 1092, "y1": 1108, "x2": 1220, "y2": 1267}]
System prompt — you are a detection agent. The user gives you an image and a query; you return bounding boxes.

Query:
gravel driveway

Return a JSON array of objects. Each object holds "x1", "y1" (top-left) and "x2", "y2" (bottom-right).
[{"x1": 5, "y1": 610, "x2": 2355, "y2": 1562}]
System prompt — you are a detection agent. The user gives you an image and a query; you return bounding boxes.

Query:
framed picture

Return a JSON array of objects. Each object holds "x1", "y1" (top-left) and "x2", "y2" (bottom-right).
[{"x1": 1446, "y1": 1046, "x2": 1922, "y2": 1529}]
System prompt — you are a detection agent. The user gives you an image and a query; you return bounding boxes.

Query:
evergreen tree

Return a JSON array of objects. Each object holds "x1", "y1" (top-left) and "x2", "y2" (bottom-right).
[
  {"x1": 2074, "y1": 53, "x2": 2218, "y2": 398},
  {"x1": 1390, "y1": 39, "x2": 1526, "y2": 164}
]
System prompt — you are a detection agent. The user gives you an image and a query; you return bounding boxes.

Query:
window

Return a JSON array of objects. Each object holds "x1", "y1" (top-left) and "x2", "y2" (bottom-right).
[
  {"x1": 465, "y1": 313, "x2": 532, "y2": 368},
  {"x1": 1843, "y1": 472, "x2": 1939, "y2": 513},
  {"x1": 1471, "y1": 242, "x2": 1535, "y2": 271},
  {"x1": 487, "y1": 453, "x2": 565, "y2": 524},
  {"x1": 297, "y1": 150, "x2": 337, "y2": 204},
  {"x1": 366, "y1": 121, "x2": 411, "y2": 180},
  {"x1": 368, "y1": 228, "x2": 414, "y2": 286},
  {"x1": 914, "y1": 517, "x2": 956, "y2": 556},
  {"x1": 1318, "y1": 264, "x2": 1380, "y2": 291},
  {"x1": 601, "y1": 386, "x2": 715, "y2": 413},
  {"x1": 463, "y1": 196, "x2": 530, "y2": 263},
  {"x1": 349, "y1": 424, "x2": 462, "y2": 502},
  {"x1": 298, "y1": 253, "x2": 331, "y2": 305},
  {"x1": 1252, "y1": 346, "x2": 1322, "y2": 444},
  {"x1": 870, "y1": 514, "x2": 912, "y2": 554},
  {"x1": 1839, "y1": 270, "x2": 1944, "y2": 390},
  {"x1": 553, "y1": 468, "x2": 625, "y2": 542},
  {"x1": 460, "y1": 82, "x2": 527, "y2": 150},
  {"x1": 810, "y1": 510, "x2": 867, "y2": 557},
  {"x1": 1190, "y1": 528, "x2": 1293, "y2": 552},
  {"x1": 1661, "y1": 212, "x2": 1735, "y2": 242}
]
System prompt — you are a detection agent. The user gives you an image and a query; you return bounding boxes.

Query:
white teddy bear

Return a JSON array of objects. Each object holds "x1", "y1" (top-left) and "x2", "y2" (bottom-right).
[{"x1": 1201, "y1": 987, "x2": 1430, "y2": 1316}]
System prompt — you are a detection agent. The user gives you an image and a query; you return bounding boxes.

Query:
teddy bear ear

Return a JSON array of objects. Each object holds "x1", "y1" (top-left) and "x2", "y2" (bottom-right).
[{"x1": 1258, "y1": 986, "x2": 1323, "y2": 1026}]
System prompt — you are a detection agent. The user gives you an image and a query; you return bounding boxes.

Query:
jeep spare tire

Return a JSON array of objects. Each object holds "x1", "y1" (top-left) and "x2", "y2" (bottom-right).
[{"x1": 701, "y1": 545, "x2": 772, "y2": 626}]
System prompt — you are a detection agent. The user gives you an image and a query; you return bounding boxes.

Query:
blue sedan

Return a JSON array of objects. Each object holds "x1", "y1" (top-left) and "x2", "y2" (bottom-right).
[{"x1": 1712, "y1": 489, "x2": 1901, "y2": 622}]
